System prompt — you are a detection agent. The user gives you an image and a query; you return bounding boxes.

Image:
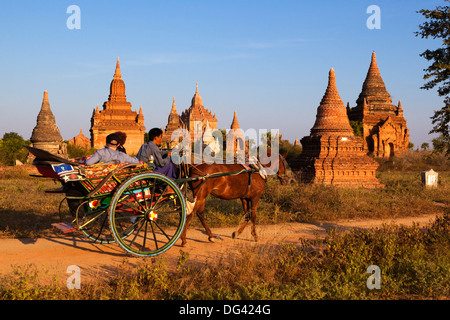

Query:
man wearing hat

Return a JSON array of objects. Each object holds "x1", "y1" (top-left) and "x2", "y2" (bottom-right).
[{"x1": 84, "y1": 133, "x2": 140, "y2": 166}]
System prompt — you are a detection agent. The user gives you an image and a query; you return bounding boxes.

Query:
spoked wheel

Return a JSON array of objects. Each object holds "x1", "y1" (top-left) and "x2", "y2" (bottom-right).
[
  {"x1": 75, "y1": 197, "x2": 116, "y2": 244},
  {"x1": 109, "y1": 172, "x2": 186, "y2": 257}
]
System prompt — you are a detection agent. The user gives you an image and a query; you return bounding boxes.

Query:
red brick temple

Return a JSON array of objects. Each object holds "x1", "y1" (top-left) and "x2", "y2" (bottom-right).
[
  {"x1": 298, "y1": 68, "x2": 382, "y2": 188},
  {"x1": 90, "y1": 58, "x2": 146, "y2": 155},
  {"x1": 347, "y1": 52, "x2": 409, "y2": 158}
]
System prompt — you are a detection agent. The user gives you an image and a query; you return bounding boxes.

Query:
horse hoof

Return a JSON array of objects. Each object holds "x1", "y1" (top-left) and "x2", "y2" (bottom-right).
[
  {"x1": 208, "y1": 237, "x2": 215, "y2": 243},
  {"x1": 232, "y1": 232, "x2": 236, "y2": 239}
]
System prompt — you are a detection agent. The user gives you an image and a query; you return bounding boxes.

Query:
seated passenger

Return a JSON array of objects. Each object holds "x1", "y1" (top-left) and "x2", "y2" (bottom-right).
[
  {"x1": 84, "y1": 133, "x2": 140, "y2": 166},
  {"x1": 137, "y1": 128, "x2": 177, "y2": 180},
  {"x1": 114, "y1": 131, "x2": 127, "y2": 154}
]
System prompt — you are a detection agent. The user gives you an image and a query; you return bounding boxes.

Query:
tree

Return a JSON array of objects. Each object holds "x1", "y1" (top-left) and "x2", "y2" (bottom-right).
[
  {"x1": 432, "y1": 135, "x2": 448, "y2": 153},
  {"x1": 0, "y1": 132, "x2": 30, "y2": 165},
  {"x1": 349, "y1": 121, "x2": 363, "y2": 137},
  {"x1": 421, "y1": 142, "x2": 430, "y2": 150},
  {"x1": 416, "y1": 2, "x2": 450, "y2": 154}
]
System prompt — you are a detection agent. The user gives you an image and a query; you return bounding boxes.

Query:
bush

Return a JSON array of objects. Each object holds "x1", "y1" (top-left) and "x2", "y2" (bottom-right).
[
  {"x1": 66, "y1": 143, "x2": 96, "y2": 159},
  {"x1": 1, "y1": 212, "x2": 447, "y2": 299},
  {"x1": 377, "y1": 150, "x2": 450, "y2": 172},
  {"x1": 0, "y1": 132, "x2": 30, "y2": 165}
]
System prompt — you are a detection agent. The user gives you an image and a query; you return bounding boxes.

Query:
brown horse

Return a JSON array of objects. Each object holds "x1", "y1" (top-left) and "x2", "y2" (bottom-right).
[{"x1": 180, "y1": 153, "x2": 290, "y2": 246}]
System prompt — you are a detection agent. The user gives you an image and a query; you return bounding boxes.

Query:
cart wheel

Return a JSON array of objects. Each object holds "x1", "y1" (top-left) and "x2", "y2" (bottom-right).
[
  {"x1": 109, "y1": 172, "x2": 186, "y2": 257},
  {"x1": 75, "y1": 198, "x2": 116, "y2": 244}
]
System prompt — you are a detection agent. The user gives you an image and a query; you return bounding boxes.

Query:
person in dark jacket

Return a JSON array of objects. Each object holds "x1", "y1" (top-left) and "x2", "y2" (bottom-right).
[{"x1": 136, "y1": 128, "x2": 176, "y2": 179}]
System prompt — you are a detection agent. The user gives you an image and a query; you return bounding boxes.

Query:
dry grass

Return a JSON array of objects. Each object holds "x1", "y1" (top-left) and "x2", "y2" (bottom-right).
[
  {"x1": 1, "y1": 212, "x2": 448, "y2": 300},
  {"x1": 0, "y1": 165, "x2": 66, "y2": 238},
  {"x1": 0, "y1": 156, "x2": 449, "y2": 238},
  {"x1": 0, "y1": 158, "x2": 449, "y2": 300}
]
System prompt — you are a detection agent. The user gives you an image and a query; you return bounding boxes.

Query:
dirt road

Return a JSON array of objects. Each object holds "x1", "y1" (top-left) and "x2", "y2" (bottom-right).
[{"x1": 0, "y1": 214, "x2": 440, "y2": 284}]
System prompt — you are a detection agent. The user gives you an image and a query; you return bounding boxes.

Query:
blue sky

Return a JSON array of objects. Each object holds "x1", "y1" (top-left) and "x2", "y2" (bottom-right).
[{"x1": 0, "y1": 0, "x2": 445, "y2": 147}]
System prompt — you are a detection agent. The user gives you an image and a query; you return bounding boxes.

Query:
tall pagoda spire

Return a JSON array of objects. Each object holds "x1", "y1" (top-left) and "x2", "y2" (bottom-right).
[
  {"x1": 106, "y1": 57, "x2": 129, "y2": 107},
  {"x1": 397, "y1": 100, "x2": 403, "y2": 116},
  {"x1": 310, "y1": 68, "x2": 353, "y2": 135},
  {"x1": 171, "y1": 97, "x2": 177, "y2": 114},
  {"x1": 30, "y1": 90, "x2": 63, "y2": 143},
  {"x1": 356, "y1": 51, "x2": 393, "y2": 110},
  {"x1": 191, "y1": 82, "x2": 203, "y2": 108},
  {"x1": 230, "y1": 111, "x2": 240, "y2": 130},
  {"x1": 114, "y1": 56, "x2": 122, "y2": 79}
]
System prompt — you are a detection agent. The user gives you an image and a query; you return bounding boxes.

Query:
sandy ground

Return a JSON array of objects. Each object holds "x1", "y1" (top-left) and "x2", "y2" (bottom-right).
[{"x1": 0, "y1": 213, "x2": 441, "y2": 285}]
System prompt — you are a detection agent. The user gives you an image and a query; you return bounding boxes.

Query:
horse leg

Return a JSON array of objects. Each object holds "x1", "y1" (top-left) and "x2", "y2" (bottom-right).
[
  {"x1": 232, "y1": 198, "x2": 250, "y2": 239},
  {"x1": 180, "y1": 197, "x2": 204, "y2": 246},
  {"x1": 249, "y1": 199, "x2": 259, "y2": 242},
  {"x1": 196, "y1": 204, "x2": 215, "y2": 243},
  {"x1": 180, "y1": 207, "x2": 195, "y2": 247}
]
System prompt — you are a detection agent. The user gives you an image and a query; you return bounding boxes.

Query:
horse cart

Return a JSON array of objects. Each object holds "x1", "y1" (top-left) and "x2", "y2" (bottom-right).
[
  {"x1": 26, "y1": 146, "x2": 270, "y2": 257},
  {"x1": 27, "y1": 146, "x2": 188, "y2": 257}
]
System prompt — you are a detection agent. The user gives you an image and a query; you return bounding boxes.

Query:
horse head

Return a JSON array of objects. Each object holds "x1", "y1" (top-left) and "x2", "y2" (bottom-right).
[{"x1": 277, "y1": 152, "x2": 290, "y2": 185}]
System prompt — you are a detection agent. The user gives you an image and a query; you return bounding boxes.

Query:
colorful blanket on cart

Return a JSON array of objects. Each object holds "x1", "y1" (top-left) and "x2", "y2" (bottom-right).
[{"x1": 51, "y1": 161, "x2": 149, "y2": 194}]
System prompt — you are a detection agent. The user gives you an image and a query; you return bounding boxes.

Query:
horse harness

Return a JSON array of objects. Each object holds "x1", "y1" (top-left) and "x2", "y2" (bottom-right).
[
  {"x1": 186, "y1": 155, "x2": 285, "y2": 199},
  {"x1": 187, "y1": 165, "x2": 258, "y2": 197},
  {"x1": 185, "y1": 158, "x2": 287, "y2": 223}
]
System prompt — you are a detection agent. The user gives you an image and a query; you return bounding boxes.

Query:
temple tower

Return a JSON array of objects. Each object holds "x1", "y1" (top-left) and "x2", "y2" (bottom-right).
[
  {"x1": 30, "y1": 90, "x2": 67, "y2": 156},
  {"x1": 90, "y1": 58, "x2": 146, "y2": 155},
  {"x1": 68, "y1": 128, "x2": 91, "y2": 148},
  {"x1": 226, "y1": 111, "x2": 245, "y2": 158},
  {"x1": 162, "y1": 97, "x2": 183, "y2": 148},
  {"x1": 298, "y1": 68, "x2": 382, "y2": 188},
  {"x1": 180, "y1": 83, "x2": 218, "y2": 143},
  {"x1": 348, "y1": 52, "x2": 409, "y2": 158}
]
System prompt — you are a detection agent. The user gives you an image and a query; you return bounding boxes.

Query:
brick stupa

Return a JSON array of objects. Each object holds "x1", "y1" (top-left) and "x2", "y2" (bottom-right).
[
  {"x1": 68, "y1": 128, "x2": 91, "y2": 148},
  {"x1": 226, "y1": 111, "x2": 245, "y2": 156},
  {"x1": 347, "y1": 52, "x2": 409, "y2": 158},
  {"x1": 30, "y1": 90, "x2": 67, "y2": 157},
  {"x1": 90, "y1": 58, "x2": 146, "y2": 154},
  {"x1": 298, "y1": 68, "x2": 382, "y2": 188},
  {"x1": 162, "y1": 97, "x2": 183, "y2": 148}
]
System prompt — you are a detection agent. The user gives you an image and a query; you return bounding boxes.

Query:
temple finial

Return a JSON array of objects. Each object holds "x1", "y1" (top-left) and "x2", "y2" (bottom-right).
[
  {"x1": 231, "y1": 110, "x2": 240, "y2": 129},
  {"x1": 114, "y1": 57, "x2": 122, "y2": 79},
  {"x1": 171, "y1": 97, "x2": 177, "y2": 113},
  {"x1": 368, "y1": 51, "x2": 380, "y2": 75}
]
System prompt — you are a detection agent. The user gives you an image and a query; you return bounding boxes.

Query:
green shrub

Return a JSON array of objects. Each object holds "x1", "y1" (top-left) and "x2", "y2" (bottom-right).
[{"x1": 0, "y1": 132, "x2": 30, "y2": 165}]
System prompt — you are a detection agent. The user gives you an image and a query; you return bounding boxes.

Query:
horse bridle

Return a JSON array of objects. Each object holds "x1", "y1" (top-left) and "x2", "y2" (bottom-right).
[{"x1": 277, "y1": 156, "x2": 290, "y2": 183}]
